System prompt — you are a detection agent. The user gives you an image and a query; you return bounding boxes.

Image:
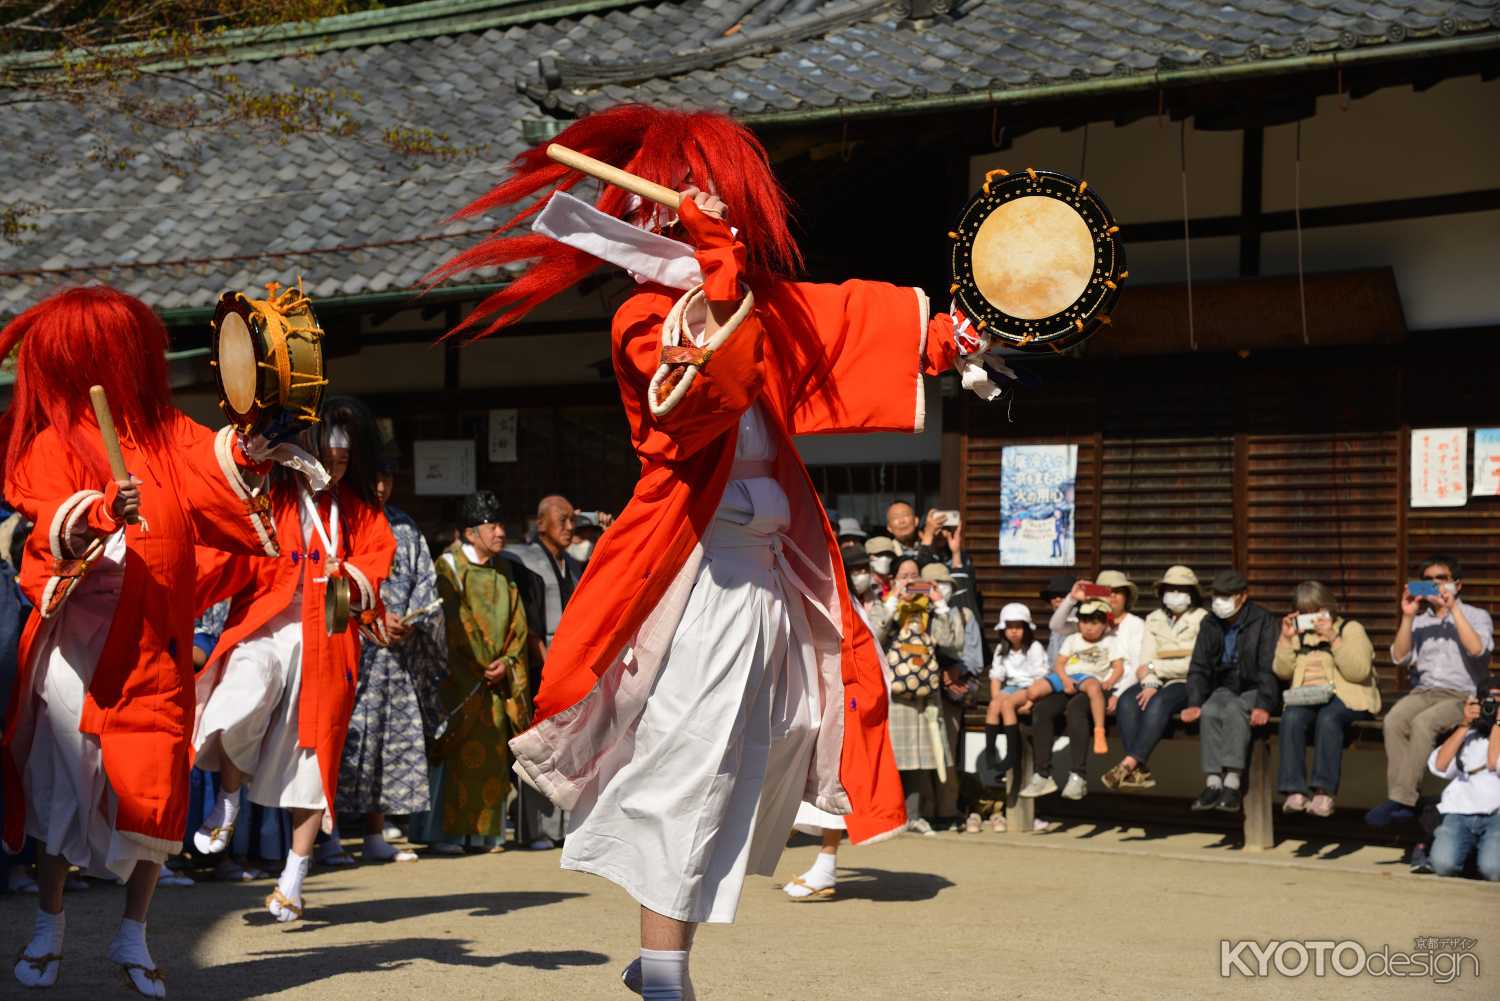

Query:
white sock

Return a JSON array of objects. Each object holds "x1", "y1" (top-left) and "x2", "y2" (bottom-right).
[
  {"x1": 1205, "y1": 773, "x2": 1224, "y2": 789},
  {"x1": 640, "y1": 948, "x2": 691, "y2": 1001},
  {"x1": 270, "y1": 851, "x2": 310, "y2": 922},
  {"x1": 14, "y1": 908, "x2": 64, "y2": 988},
  {"x1": 108, "y1": 918, "x2": 164, "y2": 998},
  {"x1": 1224, "y1": 770, "x2": 1242, "y2": 790},
  {"x1": 194, "y1": 792, "x2": 240, "y2": 854},
  {"x1": 785, "y1": 850, "x2": 838, "y2": 897}
]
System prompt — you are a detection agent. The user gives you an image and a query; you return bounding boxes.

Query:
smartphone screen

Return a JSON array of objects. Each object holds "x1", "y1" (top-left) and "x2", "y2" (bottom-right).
[{"x1": 1408, "y1": 580, "x2": 1440, "y2": 598}]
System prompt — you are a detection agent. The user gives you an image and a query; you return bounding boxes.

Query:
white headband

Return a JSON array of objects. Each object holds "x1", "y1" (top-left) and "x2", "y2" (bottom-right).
[{"x1": 326, "y1": 426, "x2": 350, "y2": 449}]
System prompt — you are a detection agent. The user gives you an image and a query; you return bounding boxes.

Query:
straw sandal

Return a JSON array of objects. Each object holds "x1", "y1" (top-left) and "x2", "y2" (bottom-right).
[
  {"x1": 118, "y1": 961, "x2": 165, "y2": 997},
  {"x1": 265, "y1": 888, "x2": 304, "y2": 921},
  {"x1": 784, "y1": 876, "x2": 835, "y2": 902}
]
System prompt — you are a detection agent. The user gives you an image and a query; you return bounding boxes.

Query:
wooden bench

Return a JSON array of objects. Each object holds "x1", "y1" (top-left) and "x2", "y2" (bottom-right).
[{"x1": 964, "y1": 709, "x2": 1386, "y2": 849}]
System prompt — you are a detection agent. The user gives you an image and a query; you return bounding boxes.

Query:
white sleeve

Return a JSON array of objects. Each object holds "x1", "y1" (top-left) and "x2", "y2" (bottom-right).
[{"x1": 1427, "y1": 745, "x2": 1460, "y2": 781}]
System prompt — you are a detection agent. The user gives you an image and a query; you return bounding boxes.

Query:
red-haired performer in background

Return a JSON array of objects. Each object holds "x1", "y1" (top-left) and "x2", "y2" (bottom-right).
[
  {"x1": 1, "y1": 287, "x2": 282, "y2": 997},
  {"x1": 431, "y1": 105, "x2": 1002, "y2": 1000},
  {"x1": 191, "y1": 396, "x2": 395, "y2": 925}
]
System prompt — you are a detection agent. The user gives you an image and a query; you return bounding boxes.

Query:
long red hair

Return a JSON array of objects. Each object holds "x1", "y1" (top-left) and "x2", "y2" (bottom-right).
[
  {"x1": 0, "y1": 286, "x2": 174, "y2": 491},
  {"x1": 429, "y1": 104, "x2": 802, "y2": 340}
]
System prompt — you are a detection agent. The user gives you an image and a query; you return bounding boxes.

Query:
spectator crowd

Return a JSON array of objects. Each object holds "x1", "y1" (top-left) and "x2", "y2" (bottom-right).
[{"x1": 2, "y1": 491, "x2": 1495, "y2": 894}]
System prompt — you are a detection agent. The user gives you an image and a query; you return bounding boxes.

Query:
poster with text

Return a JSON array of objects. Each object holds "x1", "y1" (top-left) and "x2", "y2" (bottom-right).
[
  {"x1": 413, "y1": 440, "x2": 476, "y2": 496},
  {"x1": 1410, "y1": 428, "x2": 1466, "y2": 508},
  {"x1": 1472, "y1": 429, "x2": 1500, "y2": 498},
  {"x1": 489, "y1": 409, "x2": 518, "y2": 463},
  {"x1": 1000, "y1": 444, "x2": 1077, "y2": 566}
]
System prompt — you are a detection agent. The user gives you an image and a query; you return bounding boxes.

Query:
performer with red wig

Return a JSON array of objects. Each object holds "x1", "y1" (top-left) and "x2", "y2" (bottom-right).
[
  {"x1": 432, "y1": 104, "x2": 998, "y2": 1000},
  {"x1": 190, "y1": 395, "x2": 395, "y2": 925},
  {"x1": 1, "y1": 287, "x2": 282, "y2": 997}
]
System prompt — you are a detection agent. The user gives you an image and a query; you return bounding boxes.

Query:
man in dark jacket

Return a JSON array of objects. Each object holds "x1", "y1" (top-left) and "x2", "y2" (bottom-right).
[{"x1": 1181, "y1": 569, "x2": 1279, "y2": 813}]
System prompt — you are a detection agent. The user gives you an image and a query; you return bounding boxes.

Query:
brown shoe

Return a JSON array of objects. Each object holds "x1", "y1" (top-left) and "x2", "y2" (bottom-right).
[
  {"x1": 1100, "y1": 762, "x2": 1131, "y2": 790},
  {"x1": 1123, "y1": 767, "x2": 1156, "y2": 790}
]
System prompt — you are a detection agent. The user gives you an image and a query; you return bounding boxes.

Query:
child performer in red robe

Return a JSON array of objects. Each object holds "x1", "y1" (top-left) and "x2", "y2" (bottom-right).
[
  {"x1": 430, "y1": 105, "x2": 1000, "y2": 999},
  {"x1": 191, "y1": 395, "x2": 394, "y2": 924},
  {"x1": 2, "y1": 287, "x2": 282, "y2": 997}
]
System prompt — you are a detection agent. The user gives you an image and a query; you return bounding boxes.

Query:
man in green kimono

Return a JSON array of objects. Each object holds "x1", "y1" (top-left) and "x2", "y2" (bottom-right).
[{"x1": 432, "y1": 491, "x2": 531, "y2": 847}]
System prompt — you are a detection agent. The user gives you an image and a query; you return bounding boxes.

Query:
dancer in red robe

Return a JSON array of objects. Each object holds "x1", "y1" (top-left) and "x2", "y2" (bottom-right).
[
  {"x1": 2, "y1": 287, "x2": 280, "y2": 997},
  {"x1": 191, "y1": 396, "x2": 395, "y2": 924},
  {"x1": 431, "y1": 105, "x2": 998, "y2": 999}
]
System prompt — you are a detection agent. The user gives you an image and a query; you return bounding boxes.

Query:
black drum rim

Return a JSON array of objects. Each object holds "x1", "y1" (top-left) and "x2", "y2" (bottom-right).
[{"x1": 949, "y1": 167, "x2": 1126, "y2": 353}]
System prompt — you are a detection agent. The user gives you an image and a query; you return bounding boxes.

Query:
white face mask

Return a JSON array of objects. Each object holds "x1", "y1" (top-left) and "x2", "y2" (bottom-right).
[
  {"x1": 850, "y1": 571, "x2": 872, "y2": 594},
  {"x1": 1162, "y1": 590, "x2": 1192, "y2": 614},
  {"x1": 935, "y1": 583, "x2": 953, "y2": 603},
  {"x1": 566, "y1": 539, "x2": 594, "y2": 562},
  {"x1": 869, "y1": 555, "x2": 893, "y2": 576},
  {"x1": 1211, "y1": 595, "x2": 1240, "y2": 620}
]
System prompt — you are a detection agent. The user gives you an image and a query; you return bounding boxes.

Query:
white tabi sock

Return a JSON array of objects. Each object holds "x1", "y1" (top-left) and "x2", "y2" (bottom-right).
[
  {"x1": 1224, "y1": 770, "x2": 1242, "y2": 790},
  {"x1": 14, "y1": 907, "x2": 64, "y2": 988},
  {"x1": 640, "y1": 948, "x2": 695, "y2": 1001},
  {"x1": 785, "y1": 851, "x2": 838, "y2": 897},
  {"x1": 270, "y1": 851, "x2": 310, "y2": 922},
  {"x1": 1205, "y1": 773, "x2": 1224, "y2": 789},
  {"x1": 194, "y1": 791, "x2": 240, "y2": 854},
  {"x1": 108, "y1": 918, "x2": 164, "y2": 998}
]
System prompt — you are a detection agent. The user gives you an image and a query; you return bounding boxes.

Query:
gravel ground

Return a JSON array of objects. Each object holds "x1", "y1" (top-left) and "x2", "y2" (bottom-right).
[{"x1": 2, "y1": 821, "x2": 1495, "y2": 1000}]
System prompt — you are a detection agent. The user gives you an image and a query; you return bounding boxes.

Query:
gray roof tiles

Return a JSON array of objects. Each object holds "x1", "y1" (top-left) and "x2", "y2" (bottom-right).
[{"x1": 0, "y1": 0, "x2": 1494, "y2": 318}]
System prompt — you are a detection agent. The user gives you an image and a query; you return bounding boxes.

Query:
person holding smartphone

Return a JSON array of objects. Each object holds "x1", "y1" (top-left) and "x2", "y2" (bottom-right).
[
  {"x1": 1367, "y1": 555, "x2": 1494, "y2": 829},
  {"x1": 1425, "y1": 690, "x2": 1500, "y2": 881}
]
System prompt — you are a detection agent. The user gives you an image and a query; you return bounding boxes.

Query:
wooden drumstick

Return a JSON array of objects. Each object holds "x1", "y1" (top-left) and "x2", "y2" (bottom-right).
[
  {"x1": 88, "y1": 385, "x2": 138, "y2": 525},
  {"x1": 546, "y1": 143, "x2": 682, "y2": 210}
]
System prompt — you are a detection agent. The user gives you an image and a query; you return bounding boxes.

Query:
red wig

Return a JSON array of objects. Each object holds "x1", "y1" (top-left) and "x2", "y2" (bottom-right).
[
  {"x1": 429, "y1": 104, "x2": 802, "y2": 339},
  {"x1": 0, "y1": 286, "x2": 174, "y2": 491}
]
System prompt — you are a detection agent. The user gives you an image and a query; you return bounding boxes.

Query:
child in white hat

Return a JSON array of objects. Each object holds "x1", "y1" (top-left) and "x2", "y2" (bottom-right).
[{"x1": 981, "y1": 603, "x2": 1049, "y2": 782}]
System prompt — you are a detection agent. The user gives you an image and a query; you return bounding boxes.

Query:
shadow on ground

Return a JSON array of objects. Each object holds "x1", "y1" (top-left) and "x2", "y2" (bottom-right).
[
  {"x1": 825, "y1": 866, "x2": 955, "y2": 903},
  {"x1": 242, "y1": 889, "x2": 584, "y2": 932},
  {"x1": 171, "y1": 937, "x2": 608, "y2": 999}
]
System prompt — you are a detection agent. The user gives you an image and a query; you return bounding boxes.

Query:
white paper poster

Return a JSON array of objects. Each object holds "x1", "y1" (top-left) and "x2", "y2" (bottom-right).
[
  {"x1": 1473, "y1": 429, "x2": 1500, "y2": 498},
  {"x1": 413, "y1": 440, "x2": 476, "y2": 496},
  {"x1": 1000, "y1": 444, "x2": 1077, "y2": 566},
  {"x1": 1410, "y1": 428, "x2": 1466, "y2": 508},
  {"x1": 489, "y1": 409, "x2": 518, "y2": 463}
]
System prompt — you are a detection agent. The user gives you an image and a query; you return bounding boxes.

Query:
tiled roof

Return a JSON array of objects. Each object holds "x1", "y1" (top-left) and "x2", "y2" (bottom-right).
[{"x1": 2, "y1": 0, "x2": 1495, "y2": 318}]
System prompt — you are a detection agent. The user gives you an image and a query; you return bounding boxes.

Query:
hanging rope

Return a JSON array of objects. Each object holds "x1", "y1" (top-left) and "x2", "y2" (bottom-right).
[
  {"x1": 1181, "y1": 118, "x2": 1196, "y2": 351},
  {"x1": 1295, "y1": 120, "x2": 1310, "y2": 346}
]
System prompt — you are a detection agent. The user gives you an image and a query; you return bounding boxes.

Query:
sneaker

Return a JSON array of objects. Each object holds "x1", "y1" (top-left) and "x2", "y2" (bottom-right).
[
  {"x1": 1018, "y1": 774, "x2": 1058, "y2": 798},
  {"x1": 1216, "y1": 787, "x2": 1243, "y2": 813},
  {"x1": 1308, "y1": 794, "x2": 1336, "y2": 818},
  {"x1": 1409, "y1": 843, "x2": 1434, "y2": 875},
  {"x1": 1060, "y1": 773, "x2": 1088, "y2": 800},
  {"x1": 963, "y1": 813, "x2": 982, "y2": 834},
  {"x1": 988, "y1": 814, "x2": 1007, "y2": 833},
  {"x1": 1190, "y1": 786, "x2": 1223, "y2": 812},
  {"x1": 1124, "y1": 767, "x2": 1156, "y2": 790},
  {"x1": 1364, "y1": 800, "x2": 1417, "y2": 828},
  {"x1": 6, "y1": 867, "x2": 38, "y2": 893},
  {"x1": 1282, "y1": 793, "x2": 1309, "y2": 813},
  {"x1": 906, "y1": 817, "x2": 935, "y2": 836},
  {"x1": 622, "y1": 957, "x2": 642, "y2": 995},
  {"x1": 1100, "y1": 762, "x2": 1129, "y2": 790}
]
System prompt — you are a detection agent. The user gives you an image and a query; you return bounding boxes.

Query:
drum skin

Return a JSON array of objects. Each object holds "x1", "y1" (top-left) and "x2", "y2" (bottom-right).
[{"x1": 950, "y1": 168, "x2": 1126, "y2": 352}]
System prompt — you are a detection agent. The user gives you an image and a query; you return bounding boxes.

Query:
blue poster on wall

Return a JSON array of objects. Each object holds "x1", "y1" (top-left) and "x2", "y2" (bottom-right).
[{"x1": 1000, "y1": 444, "x2": 1077, "y2": 566}]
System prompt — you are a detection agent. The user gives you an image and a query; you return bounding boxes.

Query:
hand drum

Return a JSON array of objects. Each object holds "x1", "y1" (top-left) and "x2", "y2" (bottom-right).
[{"x1": 949, "y1": 168, "x2": 1126, "y2": 352}]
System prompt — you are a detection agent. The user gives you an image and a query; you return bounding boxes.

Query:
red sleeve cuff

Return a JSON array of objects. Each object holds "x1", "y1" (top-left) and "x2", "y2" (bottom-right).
[
  {"x1": 924, "y1": 313, "x2": 961, "y2": 376},
  {"x1": 679, "y1": 198, "x2": 746, "y2": 304},
  {"x1": 85, "y1": 485, "x2": 123, "y2": 536},
  {"x1": 231, "y1": 434, "x2": 272, "y2": 475}
]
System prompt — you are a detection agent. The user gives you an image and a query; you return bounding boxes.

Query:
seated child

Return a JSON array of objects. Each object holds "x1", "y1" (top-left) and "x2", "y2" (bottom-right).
[
  {"x1": 983, "y1": 603, "x2": 1049, "y2": 782},
  {"x1": 1017, "y1": 598, "x2": 1123, "y2": 757},
  {"x1": 1427, "y1": 690, "x2": 1500, "y2": 882}
]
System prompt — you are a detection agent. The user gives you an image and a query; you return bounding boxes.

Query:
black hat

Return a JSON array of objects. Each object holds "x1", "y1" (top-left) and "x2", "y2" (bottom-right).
[
  {"x1": 840, "y1": 541, "x2": 870, "y2": 571},
  {"x1": 1211, "y1": 569, "x2": 1250, "y2": 595},
  {"x1": 460, "y1": 491, "x2": 504, "y2": 530},
  {"x1": 1041, "y1": 572, "x2": 1073, "y2": 599}
]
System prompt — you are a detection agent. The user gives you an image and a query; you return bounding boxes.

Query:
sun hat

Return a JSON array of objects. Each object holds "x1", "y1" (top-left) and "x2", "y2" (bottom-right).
[
  {"x1": 1095, "y1": 569, "x2": 1138, "y2": 609},
  {"x1": 994, "y1": 601, "x2": 1034, "y2": 630},
  {"x1": 1155, "y1": 565, "x2": 1200, "y2": 591}
]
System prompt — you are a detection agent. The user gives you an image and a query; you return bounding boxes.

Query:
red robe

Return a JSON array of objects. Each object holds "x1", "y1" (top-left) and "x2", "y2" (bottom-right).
[
  {"x1": 521, "y1": 274, "x2": 962, "y2": 845},
  {"x1": 2, "y1": 415, "x2": 277, "y2": 854},
  {"x1": 195, "y1": 480, "x2": 395, "y2": 826}
]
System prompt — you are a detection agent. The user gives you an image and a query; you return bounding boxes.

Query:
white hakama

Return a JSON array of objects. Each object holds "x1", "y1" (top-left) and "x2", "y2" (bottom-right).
[
  {"x1": 22, "y1": 532, "x2": 173, "y2": 881},
  {"x1": 193, "y1": 600, "x2": 326, "y2": 811},
  {"x1": 559, "y1": 407, "x2": 828, "y2": 923}
]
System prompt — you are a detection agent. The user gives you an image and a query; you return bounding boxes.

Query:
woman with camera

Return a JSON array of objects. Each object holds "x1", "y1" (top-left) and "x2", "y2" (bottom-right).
[
  {"x1": 1273, "y1": 580, "x2": 1379, "y2": 817},
  {"x1": 869, "y1": 557, "x2": 964, "y2": 834}
]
